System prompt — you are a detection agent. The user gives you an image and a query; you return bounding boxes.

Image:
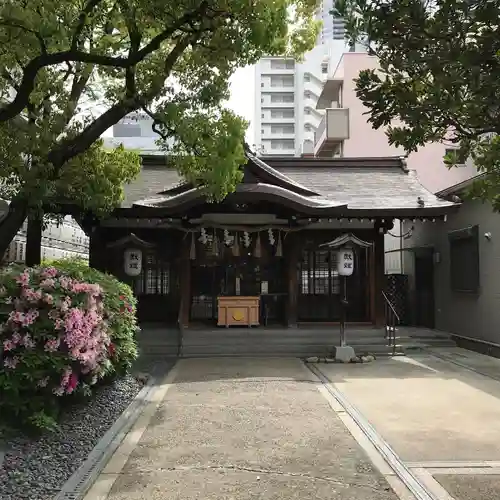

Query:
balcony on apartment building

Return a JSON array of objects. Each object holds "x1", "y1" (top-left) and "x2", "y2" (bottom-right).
[
  {"x1": 314, "y1": 107, "x2": 349, "y2": 156},
  {"x1": 314, "y1": 77, "x2": 349, "y2": 157}
]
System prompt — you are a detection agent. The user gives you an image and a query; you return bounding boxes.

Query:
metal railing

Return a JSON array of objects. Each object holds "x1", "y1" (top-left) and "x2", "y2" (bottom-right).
[
  {"x1": 314, "y1": 114, "x2": 327, "y2": 146},
  {"x1": 382, "y1": 291, "x2": 400, "y2": 355}
]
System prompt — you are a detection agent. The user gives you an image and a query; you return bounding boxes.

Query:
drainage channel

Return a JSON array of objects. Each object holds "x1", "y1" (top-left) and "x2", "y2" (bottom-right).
[
  {"x1": 305, "y1": 362, "x2": 439, "y2": 500},
  {"x1": 55, "y1": 361, "x2": 174, "y2": 500}
]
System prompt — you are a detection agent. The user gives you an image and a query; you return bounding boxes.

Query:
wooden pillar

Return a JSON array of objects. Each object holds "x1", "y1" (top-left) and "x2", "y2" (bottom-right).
[
  {"x1": 285, "y1": 233, "x2": 300, "y2": 328},
  {"x1": 374, "y1": 230, "x2": 385, "y2": 326},
  {"x1": 178, "y1": 235, "x2": 191, "y2": 328},
  {"x1": 25, "y1": 215, "x2": 42, "y2": 266}
]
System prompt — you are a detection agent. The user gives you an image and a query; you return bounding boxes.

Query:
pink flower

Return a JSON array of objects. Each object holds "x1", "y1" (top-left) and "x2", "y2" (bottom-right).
[
  {"x1": 15, "y1": 271, "x2": 30, "y2": 286},
  {"x1": 11, "y1": 332, "x2": 21, "y2": 344},
  {"x1": 3, "y1": 339, "x2": 15, "y2": 351},
  {"x1": 3, "y1": 356, "x2": 19, "y2": 369},
  {"x1": 40, "y1": 279, "x2": 55, "y2": 290},
  {"x1": 22, "y1": 334, "x2": 35, "y2": 349},
  {"x1": 37, "y1": 376, "x2": 49, "y2": 388},
  {"x1": 44, "y1": 338, "x2": 60, "y2": 352},
  {"x1": 9, "y1": 310, "x2": 25, "y2": 323},
  {"x1": 43, "y1": 293, "x2": 54, "y2": 305},
  {"x1": 53, "y1": 387, "x2": 64, "y2": 396},
  {"x1": 66, "y1": 373, "x2": 78, "y2": 394},
  {"x1": 40, "y1": 267, "x2": 58, "y2": 279}
]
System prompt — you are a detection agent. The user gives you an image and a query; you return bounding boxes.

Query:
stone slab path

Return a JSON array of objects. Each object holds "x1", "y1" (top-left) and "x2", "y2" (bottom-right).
[
  {"x1": 319, "y1": 347, "x2": 500, "y2": 500},
  {"x1": 85, "y1": 358, "x2": 399, "y2": 500}
]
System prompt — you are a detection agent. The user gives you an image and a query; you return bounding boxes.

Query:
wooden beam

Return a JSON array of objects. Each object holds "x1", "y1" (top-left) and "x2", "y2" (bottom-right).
[{"x1": 178, "y1": 235, "x2": 191, "y2": 328}]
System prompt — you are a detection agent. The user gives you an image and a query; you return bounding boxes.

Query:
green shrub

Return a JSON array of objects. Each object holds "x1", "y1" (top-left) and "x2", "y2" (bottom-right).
[{"x1": 0, "y1": 260, "x2": 138, "y2": 432}]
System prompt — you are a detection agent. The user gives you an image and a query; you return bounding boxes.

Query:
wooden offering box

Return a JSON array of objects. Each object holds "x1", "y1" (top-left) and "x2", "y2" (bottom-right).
[{"x1": 217, "y1": 296, "x2": 260, "y2": 327}]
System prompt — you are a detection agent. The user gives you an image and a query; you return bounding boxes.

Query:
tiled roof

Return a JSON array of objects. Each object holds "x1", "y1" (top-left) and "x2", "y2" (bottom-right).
[{"x1": 121, "y1": 156, "x2": 456, "y2": 213}]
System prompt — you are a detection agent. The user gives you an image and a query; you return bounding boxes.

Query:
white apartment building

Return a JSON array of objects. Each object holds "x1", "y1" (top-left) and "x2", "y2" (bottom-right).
[
  {"x1": 253, "y1": 5, "x2": 360, "y2": 157},
  {"x1": 316, "y1": 0, "x2": 345, "y2": 43},
  {"x1": 254, "y1": 42, "x2": 347, "y2": 157},
  {"x1": 2, "y1": 216, "x2": 89, "y2": 265}
]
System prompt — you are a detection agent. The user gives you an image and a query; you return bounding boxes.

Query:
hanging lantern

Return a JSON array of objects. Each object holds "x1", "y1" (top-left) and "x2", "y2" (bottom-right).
[
  {"x1": 124, "y1": 248, "x2": 142, "y2": 276},
  {"x1": 232, "y1": 232, "x2": 240, "y2": 256},
  {"x1": 275, "y1": 231, "x2": 283, "y2": 258},
  {"x1": 254, "y1": 232, "x2": 261, "y2": 258},
  {"x1": 189, "y1": 233, "x2": 196, "y2": 260},
  {"x1": 337, "y1": 247, "x2": 355, "y2": 276}
]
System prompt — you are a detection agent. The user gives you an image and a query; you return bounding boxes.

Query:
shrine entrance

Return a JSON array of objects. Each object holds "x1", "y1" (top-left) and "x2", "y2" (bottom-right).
[{"x1": 190, "y1": 255, "x2": 286, "y2": 325}]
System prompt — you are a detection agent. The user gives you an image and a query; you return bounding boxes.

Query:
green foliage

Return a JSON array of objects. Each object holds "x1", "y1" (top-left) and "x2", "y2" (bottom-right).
[
  {"x1": 0, "y1": 260, "x2": 138, "y2": 432},
  {"x1": 42, "y1": 257, "x2": 139, "y2": 375},
  {"x1": 336, "y1": 0, "x2": 500, "y2": 208},
  {"x1": 0, "y1": 0, "x2": 320, "y2": 213}
]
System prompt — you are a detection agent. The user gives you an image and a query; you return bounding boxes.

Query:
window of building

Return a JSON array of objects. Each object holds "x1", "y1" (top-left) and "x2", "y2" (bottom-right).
[
  {"x1": 449, "y1": 225, "x2": 479, "y2": 293},
  {"x1": 304, "y1": 91, "x2": 311, "y2": 98},
  {"x1": 134, "y1": 254, "x2": 170, "y2": 295},
  {"x1": 445, "y1": 148, "x2": 467, "y2": 166},
  {"x1": 271, "y1": 109, "x2": 294, "y2": 118},
  {"x1": 270, "y1": 75, "x2": 294, "y2": 87},
  {"x1": 261, "y1": 82, "x2": 264, "y2": 87},
  {"x1": 322, "y1": 64, "x2": 328, "y2": 74},
  {"x1": 271, "y1": 124, "x2": 295, "y2": 134},
  {"x1": 270, "y1": 139, "x2": 295, "y2": 150},
  {"x1": 271, "y1": 93, "x2": 294, "y2": 103},
  {"x1": 304, "y1": 74, "x2": 310, "y2": 82}
]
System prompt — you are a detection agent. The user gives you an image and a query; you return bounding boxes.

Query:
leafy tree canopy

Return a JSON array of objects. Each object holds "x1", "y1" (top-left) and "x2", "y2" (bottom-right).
[
  {"x1": 0, "y1": 0, "x2": 320, "y2": 253},
  {"x1": 335, "y1": 0, "x2": 500, "y2": 208}
]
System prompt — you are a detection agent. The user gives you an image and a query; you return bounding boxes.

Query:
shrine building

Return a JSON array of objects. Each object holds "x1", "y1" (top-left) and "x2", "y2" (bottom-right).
[{"x1": 84, "y1": 150, "x2": 458, "y2": 330}]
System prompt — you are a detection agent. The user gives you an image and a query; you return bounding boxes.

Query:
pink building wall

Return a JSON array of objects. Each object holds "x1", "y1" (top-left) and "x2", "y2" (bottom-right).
[{"x1": 335, "y1": 53, "x2": 476, "y2": 193}]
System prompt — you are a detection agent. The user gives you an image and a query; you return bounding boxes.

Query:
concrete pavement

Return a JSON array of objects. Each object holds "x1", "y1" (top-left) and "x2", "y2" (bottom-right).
[
  {"x1": 85, "y1": 348, "x2": 500, "y2": 500},
  {"x1": 85, "y1": 358, "x2": 398, "y2": 500},
  {"x1": 319, "y1": 347, "x2": 500, "y2": 500}
]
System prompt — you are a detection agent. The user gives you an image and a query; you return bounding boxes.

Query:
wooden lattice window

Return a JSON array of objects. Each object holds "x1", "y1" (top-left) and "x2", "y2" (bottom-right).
[
  {"x1": 300, "y1": 250, "x2": 340, "y2": 295},
  {"x1": 449, "y1": 225, "x2": 479, "y2": 293},
  {"x1": 134, "y1": 254, "x2": 170, "y2": 295}
]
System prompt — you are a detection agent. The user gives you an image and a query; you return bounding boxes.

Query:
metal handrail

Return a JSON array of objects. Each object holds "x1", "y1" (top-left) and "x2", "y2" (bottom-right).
[
  {"x1": 382, "y1": 291, "x2": 400, "y2": 322},
  {"x1": 382, "y1": 291, "x2": 400, "y2": 355}
]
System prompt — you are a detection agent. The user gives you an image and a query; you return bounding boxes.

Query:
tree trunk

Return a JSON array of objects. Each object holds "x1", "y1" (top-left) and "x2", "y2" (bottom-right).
[
  {"x1": 0, "y1": 199, "x2": 28, "y2": 261},
  {"x1": 26, "y1": 215, "x2": 42, "y2": 267}
]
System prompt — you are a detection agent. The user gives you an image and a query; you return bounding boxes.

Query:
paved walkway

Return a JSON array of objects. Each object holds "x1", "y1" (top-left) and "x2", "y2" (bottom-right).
[
  {"x1": 86, "y1": 358, "x2": 398, "y2": 500},
  {"x1": 319, "y1": 347, "x2": 500, "y2": 500},
  {"x1": 86, "y1": 348, "x2": 500, "y2": 500}
]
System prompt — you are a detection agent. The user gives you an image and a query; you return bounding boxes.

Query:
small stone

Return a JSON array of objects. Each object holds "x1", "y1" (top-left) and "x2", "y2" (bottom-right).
[
  {"x1": 305, "y1": 356, "x2": 319, "y2": 363},
  {"x1": 135, "y1": 372, "x2": 150, "y2": 384}
]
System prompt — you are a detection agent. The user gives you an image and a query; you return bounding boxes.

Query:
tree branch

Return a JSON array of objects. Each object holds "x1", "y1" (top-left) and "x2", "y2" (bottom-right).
[
  {"x1": 48, "y1": 33, "x2": 198, "y2": 168},
  {"x1": 71, "y1": 0, "x2": 106, "y2": 51},
  {"x1": 0, "y1": 2, "x2": 210, "y2": 123}
]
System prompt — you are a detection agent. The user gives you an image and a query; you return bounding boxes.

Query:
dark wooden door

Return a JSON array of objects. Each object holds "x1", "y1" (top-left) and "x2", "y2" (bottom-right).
[{"x1": 414, "y1": 254, "x2": 435, "y2": 328}]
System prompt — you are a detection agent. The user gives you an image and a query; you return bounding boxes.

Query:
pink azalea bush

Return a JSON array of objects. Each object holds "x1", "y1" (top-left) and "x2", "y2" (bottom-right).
[{"x1": 0, "y1": 262, "x2": 137, "y2": 431}]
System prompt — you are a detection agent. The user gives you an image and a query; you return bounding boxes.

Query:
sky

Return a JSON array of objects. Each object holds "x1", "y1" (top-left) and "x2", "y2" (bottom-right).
[
  {"x1": 224, "y1": 65, "x2": 255, "y2": 144},
  {"x1": 101, "y1": 64, "x2": 255, "y2": 142}
]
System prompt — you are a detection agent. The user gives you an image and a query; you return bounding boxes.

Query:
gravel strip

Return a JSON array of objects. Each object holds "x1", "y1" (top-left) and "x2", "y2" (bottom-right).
[{"x1": 0, "y1": 375, "x2": 142, "y2": 500}]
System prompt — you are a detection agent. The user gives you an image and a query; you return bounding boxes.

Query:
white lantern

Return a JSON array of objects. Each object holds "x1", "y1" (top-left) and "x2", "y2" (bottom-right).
[
  {"x1": 337, "y1": 248, "x2": 354, "y2": 276},
  {"x1": 124, "y1": 248, "x2": 142, "y2": 277}
]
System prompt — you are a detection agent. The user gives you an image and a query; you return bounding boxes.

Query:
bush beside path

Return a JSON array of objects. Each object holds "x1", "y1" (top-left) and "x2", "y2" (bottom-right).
[{"x1": 0, "y1": 258, "x2": 144, "y2": 499}]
